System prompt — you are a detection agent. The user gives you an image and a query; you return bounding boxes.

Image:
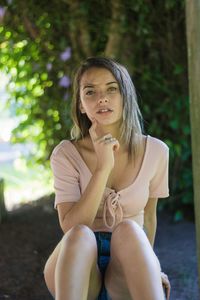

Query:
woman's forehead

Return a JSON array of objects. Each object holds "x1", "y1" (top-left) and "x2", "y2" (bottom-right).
[{"x1": 80, "y1": 67, "x2": 117, "y2": 87}]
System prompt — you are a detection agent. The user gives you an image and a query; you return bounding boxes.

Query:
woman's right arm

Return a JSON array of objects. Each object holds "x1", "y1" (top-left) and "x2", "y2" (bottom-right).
[
  {"x1": 58, "y1": 168, "x2": 110, "y2": 233},
  {"x1": 57, "y1": 119, "x2": 119, "y2": 233}
]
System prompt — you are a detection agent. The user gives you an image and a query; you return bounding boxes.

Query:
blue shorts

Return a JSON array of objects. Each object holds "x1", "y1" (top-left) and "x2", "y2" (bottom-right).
[{"x1": 94, "y1": 231, "x2": 112, "y2": 300}]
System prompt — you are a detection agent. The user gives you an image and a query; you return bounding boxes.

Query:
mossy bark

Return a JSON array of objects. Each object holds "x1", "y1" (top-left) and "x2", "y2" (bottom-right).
[
  {"x1": 186, "y1": 0, "x2": 200, "y2": 289},
  {"x1": 0, "y1": 179, "x2": 7, "y2": 223}
]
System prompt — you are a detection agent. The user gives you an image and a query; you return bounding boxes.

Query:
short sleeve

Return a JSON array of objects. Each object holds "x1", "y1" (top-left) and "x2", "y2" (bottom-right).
[
  {"x1": 149, "y1": 145, "x2": 169, "y2": 198},
  {"x1": 50, "y1": 143, "x2": 81, "y2": 208}
]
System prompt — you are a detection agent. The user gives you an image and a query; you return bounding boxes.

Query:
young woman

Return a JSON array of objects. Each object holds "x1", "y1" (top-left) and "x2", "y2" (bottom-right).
[{"x1": 44, "y1": 57, "x2": 170, "y2": 300}]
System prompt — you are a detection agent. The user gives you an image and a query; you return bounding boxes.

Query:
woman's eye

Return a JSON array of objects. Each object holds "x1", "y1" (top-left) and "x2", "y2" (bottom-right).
[
  {"x1": 86, "y1": 90, "x2": 95, "y2": 95},
  {"x1": 108, "y1": 87, "x2": 117, "y2": 92}
]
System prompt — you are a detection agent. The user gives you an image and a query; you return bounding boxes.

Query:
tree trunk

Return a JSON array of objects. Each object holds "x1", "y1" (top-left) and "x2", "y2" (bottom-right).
[
  {"x1": 64, "y1": 0, "x2": 92, "y2": 63},
  {"x1": 185, "y1": 0, "x2": 200, "y2": 288},
  {"x1": 0, "y1": 178, "x2": 7, "y2": 222},
  {"x1": 105, "y1": 0, "x2": 125, "y2": 58}
]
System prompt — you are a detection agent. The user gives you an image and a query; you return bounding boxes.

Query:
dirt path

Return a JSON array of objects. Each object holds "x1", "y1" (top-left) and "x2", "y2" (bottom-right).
[{"x1": 0, "y1": 197, "x2": 199, "y2": 300}]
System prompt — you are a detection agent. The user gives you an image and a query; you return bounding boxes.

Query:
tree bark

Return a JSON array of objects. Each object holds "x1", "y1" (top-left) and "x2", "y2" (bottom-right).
[
  {"x1": 105, "y1": 0, "x2": 125, "y2": 58},
  {"x1": 185, "y1": 0, "x2": 200, "y2": 288},
  {"x1": 0, "y1": 179, "x2": 6, "y2": 223},
  {"x1": 64, "y1": 0, "x2": 92, "y2": 63}
]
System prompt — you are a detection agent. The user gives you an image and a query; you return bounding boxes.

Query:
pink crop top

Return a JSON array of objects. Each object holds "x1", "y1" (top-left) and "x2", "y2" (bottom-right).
[{"x1": 50, "y1": 135, "x2": 169, "y2": 232}]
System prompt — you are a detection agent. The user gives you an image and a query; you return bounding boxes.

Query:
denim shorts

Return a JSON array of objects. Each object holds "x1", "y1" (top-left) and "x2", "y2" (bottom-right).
[{"x1": 94, "y1": 231, "x2": 112, "y2": 300}]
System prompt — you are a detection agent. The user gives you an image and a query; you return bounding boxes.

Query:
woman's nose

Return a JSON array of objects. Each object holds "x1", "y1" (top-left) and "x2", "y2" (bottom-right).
[{"x1": 98, "y1": 91, "x2": 109, "y2": 104}]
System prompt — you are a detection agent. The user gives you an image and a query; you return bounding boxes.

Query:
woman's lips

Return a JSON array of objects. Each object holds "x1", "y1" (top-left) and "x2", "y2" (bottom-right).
[{"x1": 96, "y1": 108, "x2": 113, "y2": 114}]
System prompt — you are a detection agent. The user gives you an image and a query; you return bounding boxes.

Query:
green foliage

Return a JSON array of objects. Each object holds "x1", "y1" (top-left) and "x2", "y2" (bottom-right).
[{"x1": 0, "y1": 0, "x2": 192, "y2": 217}]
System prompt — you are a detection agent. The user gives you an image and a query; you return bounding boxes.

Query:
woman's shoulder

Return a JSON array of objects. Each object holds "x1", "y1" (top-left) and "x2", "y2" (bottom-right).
[
  {"x1": 147, "y1": 135, "x2": 169, "y2": 154},
  {"x1": 72, "y1": 136, "x2": 94, "y2": 154},
  {"x1": 51, "y1": 139, "x2": 72, "y2": 155},
  {"x1": 51, "y1": 137, "x2": 93, "y2": 160}
]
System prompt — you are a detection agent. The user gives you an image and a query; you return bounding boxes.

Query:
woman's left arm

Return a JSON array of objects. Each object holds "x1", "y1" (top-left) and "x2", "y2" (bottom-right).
[{"x1": 144, "y1": 197, "x2": 158, "y2": 247}]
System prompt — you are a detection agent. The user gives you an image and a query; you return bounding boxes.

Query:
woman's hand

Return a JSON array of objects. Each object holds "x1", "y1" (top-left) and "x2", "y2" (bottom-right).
[
  {"x1": 161, "y1": 271, "x2": 171, "y2": 300},
  {"x1": 89, "y1": 119, "x2": 120, "y2": 174}
]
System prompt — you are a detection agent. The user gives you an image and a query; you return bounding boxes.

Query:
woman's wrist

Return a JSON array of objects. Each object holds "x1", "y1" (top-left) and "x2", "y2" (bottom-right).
[
  {"x1": 93, "y1": 168, "x2": 111, "y2": 190},
  {"x1": 95, "y1": 165, "x2": 112, "y2": 176}
]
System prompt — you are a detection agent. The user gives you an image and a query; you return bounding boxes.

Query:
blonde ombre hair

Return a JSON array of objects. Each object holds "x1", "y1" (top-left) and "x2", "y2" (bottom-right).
[{"x1": 71, "y1": 57, "x2": 143, "y2": 159}]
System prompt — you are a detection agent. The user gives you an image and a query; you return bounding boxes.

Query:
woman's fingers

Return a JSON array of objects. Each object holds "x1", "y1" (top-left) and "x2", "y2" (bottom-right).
[
  {"x1": 97, "y1": 135, "x2": 119, "y2": 151},
  {"x1": 88, "y1": 119, "x2": 120, "y2": 172},
  {"x1": 98, "y1": 134, "x2": 113, "y2": 143},
  {"x1": 161, "y1": 272, "x2": 171, "y2": 300},
  {"x1": 89, "y1": 120, "x2": 118, "y2": 149},
  {"x1": 105, "y1": 137, "x2": 120, "y2": 152}
]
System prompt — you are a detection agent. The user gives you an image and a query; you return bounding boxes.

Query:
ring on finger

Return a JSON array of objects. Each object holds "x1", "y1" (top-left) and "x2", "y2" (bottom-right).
[
  {"x1": 104, "y1": 136, "x2": 112, "y2": 141},
  {"x1": 104, "y1": 137, "x2": 115, "y2": 142}
]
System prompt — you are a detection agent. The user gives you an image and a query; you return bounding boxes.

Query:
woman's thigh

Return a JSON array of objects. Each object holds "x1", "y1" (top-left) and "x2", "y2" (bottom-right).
[
  {"x1": 104, "y1": 254, "x2": 132, "y2": 300},
  {"x1": 104, "y1": 220, "x2": 160, "y2": 300},
  {"x1": 104, "y1": 224, "x2": 133, "y2": 300},
  {"x1": 43, "y1": 240, "x2": 62, "y2": 296},
  {"x1": 43, "y1": 225, "x2": 102, "y2": 299}
]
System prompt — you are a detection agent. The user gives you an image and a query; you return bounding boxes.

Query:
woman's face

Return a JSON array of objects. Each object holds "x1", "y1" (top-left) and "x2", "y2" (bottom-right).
[{"x1": 79, "y1": 67, "x2": 123, "y2": 127}]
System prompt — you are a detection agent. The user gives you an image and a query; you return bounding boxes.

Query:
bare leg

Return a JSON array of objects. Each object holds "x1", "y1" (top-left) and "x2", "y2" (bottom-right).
[
  {"x1": 44, "y1": 224, "x2": 101, "y2": 300},
  {"x1": 105, "y1": 220, "x2": 164, "y2": 300}
]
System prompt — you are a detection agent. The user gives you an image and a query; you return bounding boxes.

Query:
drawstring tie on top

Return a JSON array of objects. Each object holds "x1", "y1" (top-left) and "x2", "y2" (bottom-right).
[{"x1": 103, "y1": 191, "x2": 123, "y2": 230}]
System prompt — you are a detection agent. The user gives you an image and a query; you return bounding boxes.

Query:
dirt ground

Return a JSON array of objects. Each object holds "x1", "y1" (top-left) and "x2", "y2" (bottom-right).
[{"x1": 0, "y1": 196, "x2": 199, "y2": 300}]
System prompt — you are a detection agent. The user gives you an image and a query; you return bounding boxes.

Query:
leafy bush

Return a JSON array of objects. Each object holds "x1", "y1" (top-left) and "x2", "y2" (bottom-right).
[{"x1": 0, "y1": 0, "x2": 192, "y2": 217}]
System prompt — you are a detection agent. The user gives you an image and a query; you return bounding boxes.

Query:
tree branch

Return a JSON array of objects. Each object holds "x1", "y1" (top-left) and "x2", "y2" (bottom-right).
[{"x1": 22, "y1": 15, "x2": 39, "y2": 40}]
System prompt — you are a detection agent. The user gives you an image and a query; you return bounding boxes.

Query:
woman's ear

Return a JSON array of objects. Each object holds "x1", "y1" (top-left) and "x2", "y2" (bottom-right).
[{"x1": 79, "y1": 101, "x2": 86, "y2": 114}]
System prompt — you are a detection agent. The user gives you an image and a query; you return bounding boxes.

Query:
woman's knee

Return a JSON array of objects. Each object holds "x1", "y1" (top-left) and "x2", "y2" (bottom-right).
[
  {"x1": 112, "y1": 220, "x2": 143, "y2": 242},
  {"x1": 111, "y1": 220, "x2": 148, "y2": 256},
  {"x1": 43, "y1": 225, "x2": 98, "y2": 296},
  {"x1": 111, "y1": 220, "x2": 159, "y2": 266},
  {"x1": 61, "y1": 224, "x2": 97, "y2": 253}
]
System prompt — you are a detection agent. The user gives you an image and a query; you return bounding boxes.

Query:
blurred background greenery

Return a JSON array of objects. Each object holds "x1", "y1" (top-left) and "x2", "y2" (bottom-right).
[{"x1": 0, "y1": 0, "x2": 192, "y2": 220}]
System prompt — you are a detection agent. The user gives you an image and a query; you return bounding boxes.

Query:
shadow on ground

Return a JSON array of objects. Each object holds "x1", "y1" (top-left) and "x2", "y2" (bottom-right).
[{"x1": 0, "y1": 196, "x2": 199, "y2": 300}]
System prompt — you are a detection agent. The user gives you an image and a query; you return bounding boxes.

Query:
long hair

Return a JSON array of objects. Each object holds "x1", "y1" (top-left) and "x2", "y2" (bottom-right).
[{"x1": 71, "y1": 57, "x2": 143, "y2": 159}]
